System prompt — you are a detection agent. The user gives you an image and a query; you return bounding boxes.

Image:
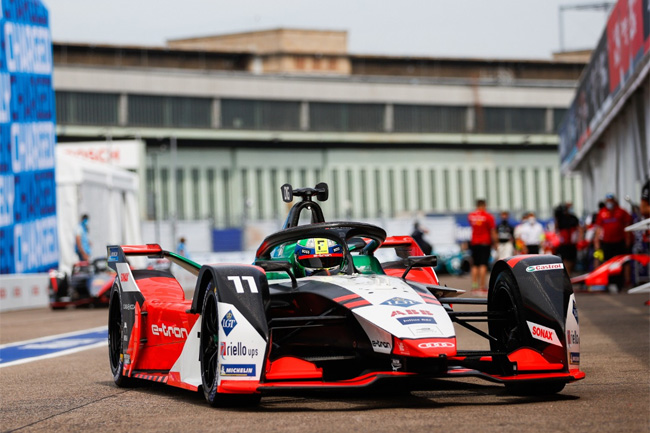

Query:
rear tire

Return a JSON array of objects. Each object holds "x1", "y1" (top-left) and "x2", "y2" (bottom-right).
[
  {"x1": 199, "y1": 283, "x2": 261, "y2": 407},
  {"x1": 488, "y1": 269, "x2": 566, "y2": 395},
  {"x1": 108, "y1": 287, "x2": 136, "y2": 387}
]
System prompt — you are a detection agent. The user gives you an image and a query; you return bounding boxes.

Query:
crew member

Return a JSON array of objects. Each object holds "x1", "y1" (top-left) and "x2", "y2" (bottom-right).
[
  {"x1": 468, "y1": 199, "x2": 497, "y2": 291},
  {"x1": 75, "y1": 214, "x2": 91, "y2": 262},
  {"x1": 594, "y1": 194, "x2": 632, "y2": 262},
  {"x1": 411, "y1": 222, "x2": 432, "y2": 255},
  {"x1": 496, "y1": 211, "x2": 515, "y2": 260},
  {"x1": 555, "y1": 203, "x2": 580, "y2": 275}
]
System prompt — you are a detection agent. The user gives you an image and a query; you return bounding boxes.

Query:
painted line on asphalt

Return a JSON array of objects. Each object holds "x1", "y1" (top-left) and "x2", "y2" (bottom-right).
[{"x1": 0, "y1": 326, "x2": 108, "y2": 368}]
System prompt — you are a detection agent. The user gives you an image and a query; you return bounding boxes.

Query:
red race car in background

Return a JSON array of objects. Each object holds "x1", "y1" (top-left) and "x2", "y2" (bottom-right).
[{"x1": 49, "y1": 258, "x2": 115, "y2": 309}]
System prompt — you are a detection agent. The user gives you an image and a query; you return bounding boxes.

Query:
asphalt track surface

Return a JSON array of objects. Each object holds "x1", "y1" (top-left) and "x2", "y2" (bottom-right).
[{"x1": 1, "y1": 275, "x2": 649, "y2": 433}]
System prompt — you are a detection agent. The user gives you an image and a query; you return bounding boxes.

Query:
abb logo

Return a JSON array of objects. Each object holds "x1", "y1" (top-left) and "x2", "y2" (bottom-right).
[
  {"x1": 418, "y1": 342, "x2": 455, "y2": 349},
  {"x1": 391, "y1": 309, "x2": 433, "y2": 317},
  {"x1": 120, "y1": 273, "x2": 129, "y2": 282}
]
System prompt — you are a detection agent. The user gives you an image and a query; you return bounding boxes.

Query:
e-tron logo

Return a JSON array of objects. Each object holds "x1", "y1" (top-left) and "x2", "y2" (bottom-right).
[
  {"x1": 151, "y1": 323, "x2": 188, "y2": 339},
  {"x1": 418, "y1": 342, "x2": 455, "y2": 349}
]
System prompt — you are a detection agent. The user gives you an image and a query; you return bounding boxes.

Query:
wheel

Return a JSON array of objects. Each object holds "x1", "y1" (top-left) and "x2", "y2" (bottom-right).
[
  {"x1": 108, "y1": 287, "x2": 136, "y2": 387},
  {"x1": 199, "y1": 284, "x2": 261, "y2": 407},
  {"x1": 488, "y1": 269, "x2": 565, "y2": 395}
]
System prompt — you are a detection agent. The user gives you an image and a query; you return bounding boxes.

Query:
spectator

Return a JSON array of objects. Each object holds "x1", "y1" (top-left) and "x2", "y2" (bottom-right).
[
  {"x1": 468, "y1": 199, "x2": 497, "y2": 291},
  {"x1": 411, "y1": 222, "x2": 432, "y2": 255},
  {"x1": 177, "y1": 237, "x2": 189, "y2": 257},
  {"x1": 555, "y1": 203, "x2": 580, "y2": 275},
  {"x1": 496, "y1": 211, "x2": 515, "y2": 260},
  {"x1": 75, "y1": 214, "x2": 91, "y2": 262},
  {"x1": 514, "y1": 211, "x2": 545, "y2": 254}
]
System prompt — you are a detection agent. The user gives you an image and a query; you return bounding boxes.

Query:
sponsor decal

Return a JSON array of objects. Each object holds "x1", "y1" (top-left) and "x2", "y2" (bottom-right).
[
  {"x1": 572, "y1": 301, "x2": 579, "y2": 324},
  {"x1": 397, "y1": 317, "x2": 437, "y2": 325},
  {"x1": 525, "y1": 263, "x2": 564, "y2": 273},
  {"x1": 391, "y1": 358, "x2": 402, "y2": 371},
  {"x1": 220, "y1": 341, "x2": 259, "y2": 359},
  {"x1": 409, "y1": 326, "x2": 442, "y2": 337},
  {"x1": 526, "y1": 321, "x2": 562, "y2": 347},
  {"x1": 151, "y1": 323, "x2": 188, "y2": 339},
  {"x1": 570, "y1": 352, "x2": 580, "y2": 365},
  {"x1": 221, "y1": 310, "x2": 237, "y2": 336},
  {"x1": 108, "y1": 248, "x2": 119, "y2": 262},
  {"x1": 390, "y1": 309, "x2": 433, "y2": 317},
  {"x1": 371, "y1": 340, "x2": 391, "y2": 349},
  {"x1": 418, "y1": 341, "x2": 455, "y2": 349},
  {"x1": 381, "y1": 297, "x2": 421, "y2": 307},
  {"x1": 567, "y1": 330, "x2": 580, "y2": 345},
  {"x1": 220, "y1": 364, "x2": 256, "y2": 377},
  {"x1": 122, "y1": 304, "x2": 135, "y2": 310},
  {"x1": 120, "y1": 273, "x2": 129, "y2": 282}
]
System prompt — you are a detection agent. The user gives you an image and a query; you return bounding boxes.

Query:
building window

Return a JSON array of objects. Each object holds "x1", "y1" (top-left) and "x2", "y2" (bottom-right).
[
  {"x1": 192, "y1": 168, "x2": 200, "y2": 219},
  {"x1": 207, "y1": 168, "x2": 215, "y2": 221},
  {"x1": 176, "y1": 169, "x2": 185, "y2": 220},
  {"x1": 393, "y1": 104, "x2": 467, "y2": 133},
  {"x1": 56, "y1": 91, "x2": 119, "y2": 125},
  {"x1": 483, "y1": 107, "x2": 546, "y2": 134},
  {"x1": 128, "y1": 95, "x2": 211, "y2": 128},
  {"x1": 161, "y1": 168, "x2": 169, "y2": 219},
  {"x1": 221, "y1": 99, "x2": 301, "y2": 131},
  {"x1": 146, "y1": 168, "x2": 155, "y2": 220},
  {"x1": 553, "y1": 108, "x2": 568, "y2": 132},
  {"x1": 310, "y1": 102, "x2": 384, "y2": 132}
]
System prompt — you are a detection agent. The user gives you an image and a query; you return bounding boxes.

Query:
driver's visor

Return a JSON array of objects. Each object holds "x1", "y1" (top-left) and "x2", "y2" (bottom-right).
[{"x1": 298, "y1": 253, "x2": 343, "y2": 269}]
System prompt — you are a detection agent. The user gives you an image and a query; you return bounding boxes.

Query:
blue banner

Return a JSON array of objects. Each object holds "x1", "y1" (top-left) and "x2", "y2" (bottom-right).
[{"x1": 0, "y1": 0, "x2": 58, "y2": 274}]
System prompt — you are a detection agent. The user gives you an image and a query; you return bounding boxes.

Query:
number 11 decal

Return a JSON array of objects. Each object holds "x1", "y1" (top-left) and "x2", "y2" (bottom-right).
[{"x1": 227, "y1": 276, "x2": 259, "y2": 294}]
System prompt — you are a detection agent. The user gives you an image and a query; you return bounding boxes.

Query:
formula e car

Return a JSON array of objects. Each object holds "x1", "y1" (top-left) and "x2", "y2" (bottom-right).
[
  {"x1": 107, "y1": 183, "x2": 584, "y2": 406},
  {"x1": 49, "y1": 258, "x2": 115, "y2": 309}
]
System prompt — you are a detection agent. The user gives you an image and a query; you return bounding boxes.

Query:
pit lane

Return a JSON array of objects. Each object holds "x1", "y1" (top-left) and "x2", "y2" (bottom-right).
[{"x1": 1, "y1": 276, "x2": 648, "y2": 433}]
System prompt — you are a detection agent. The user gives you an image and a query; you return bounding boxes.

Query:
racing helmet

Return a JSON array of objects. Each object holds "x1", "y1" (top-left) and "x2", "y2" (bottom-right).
[{"x1": 294, "y1": 238, "x2": 345, "y2": 277}]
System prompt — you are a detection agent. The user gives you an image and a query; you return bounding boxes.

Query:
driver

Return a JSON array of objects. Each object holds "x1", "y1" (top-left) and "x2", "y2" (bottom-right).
[{"x1": 294, "y1": 238, "x2": 345, "y2": 277}]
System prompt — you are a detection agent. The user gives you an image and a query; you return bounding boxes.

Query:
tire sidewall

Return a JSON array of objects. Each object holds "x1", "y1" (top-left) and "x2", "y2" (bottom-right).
[
  {"x1": 200, "y1": 285, "x2": 220, "y2": 405},
  {"x1": 108, "y1": 285, "x2": 129, "y2": 386}
]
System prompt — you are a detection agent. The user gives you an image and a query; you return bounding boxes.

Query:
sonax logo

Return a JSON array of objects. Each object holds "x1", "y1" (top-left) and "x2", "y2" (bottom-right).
[
  {"x1": 526, "y1": 321, "x2": 562, "y2": 346},
  {"x1": 151, "y1": 323, "x2": 188, "y2": 339},
  {"x1": 120, "y1": 273, "x2": 129, "y2": 282}
]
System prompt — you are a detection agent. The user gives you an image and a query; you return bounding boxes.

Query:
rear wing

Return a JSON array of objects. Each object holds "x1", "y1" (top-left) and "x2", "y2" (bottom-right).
[{"x1": 107, "y1": 244, "x2": 201, "y2": 276}]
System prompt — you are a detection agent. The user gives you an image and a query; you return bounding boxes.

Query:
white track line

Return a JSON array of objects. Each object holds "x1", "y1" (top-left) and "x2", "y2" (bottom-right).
[{"x1": 0, "y1": 326, "x2": 108, "y2": 368}]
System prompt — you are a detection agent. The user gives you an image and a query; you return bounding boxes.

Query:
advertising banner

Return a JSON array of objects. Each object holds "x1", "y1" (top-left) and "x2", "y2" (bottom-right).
[
  {"x1": 559, "y1": 0, "x2": 650, "y2": 172},
  {"x1": 0, "y1": 0, "x2": 58, "y2": 274}
]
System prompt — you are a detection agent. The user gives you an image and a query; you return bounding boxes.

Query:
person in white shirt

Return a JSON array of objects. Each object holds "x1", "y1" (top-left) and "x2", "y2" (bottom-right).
[{"x1": 514, "y1": 212, "x2": 545, "y2": 254}]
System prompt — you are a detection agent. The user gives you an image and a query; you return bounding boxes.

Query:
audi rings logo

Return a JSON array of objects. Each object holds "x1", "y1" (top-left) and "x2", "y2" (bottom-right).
[{"x1": 418, "y1": 342, "x2": 455, "y2": 349}]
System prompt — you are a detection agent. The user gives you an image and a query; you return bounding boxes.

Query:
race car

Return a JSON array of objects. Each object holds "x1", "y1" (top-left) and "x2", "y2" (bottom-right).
[
  {"x1": 107, "y1": 183, "x2": 584, "y2": 406},
  {"x1": 49, "y1": 258, "x2": 115, "y2": 309}
]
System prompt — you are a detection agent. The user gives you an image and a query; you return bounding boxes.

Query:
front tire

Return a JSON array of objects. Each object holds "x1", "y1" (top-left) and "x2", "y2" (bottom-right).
[
  {"x1": 200, "y1": 284, "x2": 260, "y2": 407},
  {"x1": 488, "y1": 269, "x2": 565, "y2": 395},
  {"x1": 108, "y1": 286, "x2": 136, "y2": 387}
]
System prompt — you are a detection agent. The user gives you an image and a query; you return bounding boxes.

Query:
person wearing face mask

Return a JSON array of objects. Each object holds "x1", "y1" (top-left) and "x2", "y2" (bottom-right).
[
  {"x1": 594, "y1": 194, "x2": 632, "y2": 263},
  {"x1": 555, "y1": 203, "x2": 581, "y2": 275},
  {"x1": 75, "y1": 214, "x2": 92, "y2": 262},
  {"x1": 514, "y1": 211, "x2": 545, "y2": 254}
]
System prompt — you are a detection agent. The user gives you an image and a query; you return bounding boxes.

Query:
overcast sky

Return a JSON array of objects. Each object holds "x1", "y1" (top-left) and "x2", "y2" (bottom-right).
[{"x1": 42, "y1": 0, "x2": 611, "y2": 59}]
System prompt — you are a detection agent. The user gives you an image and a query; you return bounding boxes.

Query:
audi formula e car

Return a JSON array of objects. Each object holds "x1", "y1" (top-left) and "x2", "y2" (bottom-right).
[
  {"x1": 107, "y1": 184, "x2": 584, "y2": 406},
  {"x1": 49, "y1": 258, "x2": 115, "y2": 309}
]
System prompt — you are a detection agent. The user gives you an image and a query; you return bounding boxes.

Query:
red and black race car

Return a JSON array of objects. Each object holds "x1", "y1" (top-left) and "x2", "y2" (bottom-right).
[
  {"x1": 49, "y1": 258, "x2": 115, "y2": 309},
  {"x1": 107, "y1": 184, "x2": 584, "y2": 406}
]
